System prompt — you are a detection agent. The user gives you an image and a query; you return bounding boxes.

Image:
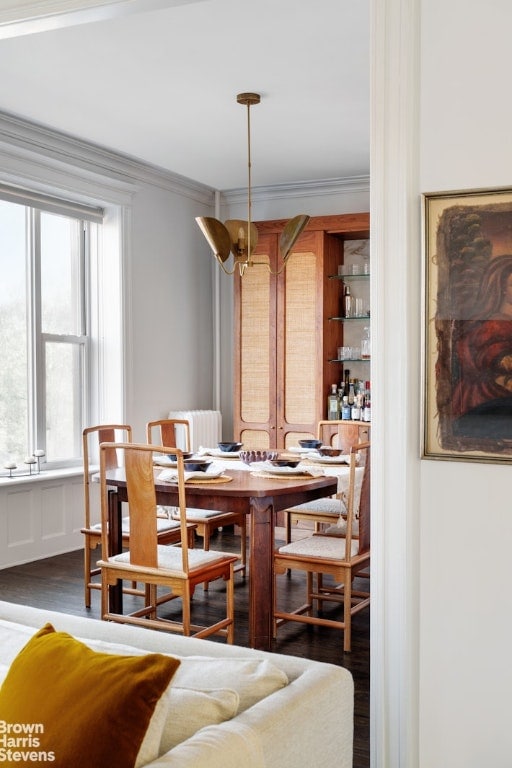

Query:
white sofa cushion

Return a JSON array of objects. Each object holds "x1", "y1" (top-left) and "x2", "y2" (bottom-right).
[
  {"x1": 0, "y1": 619, "x2": 288, "y2": 755},
  {"x1": 170, "y1": 656, "x2": 288, "y2": 713}
]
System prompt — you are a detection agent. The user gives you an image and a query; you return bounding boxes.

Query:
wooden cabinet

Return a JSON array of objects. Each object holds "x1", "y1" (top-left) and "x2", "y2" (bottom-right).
[{"x1": 233, "y1": 213, "x2": 370, "y2": 449}]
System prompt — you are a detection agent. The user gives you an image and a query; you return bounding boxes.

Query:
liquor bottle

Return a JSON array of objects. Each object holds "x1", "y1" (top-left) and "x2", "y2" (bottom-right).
[
  {"x1": 363, "y1": 383, "x2": 371, "y2": 422},
  {"x1": 344, "y1": 369, "x2": 350, "y2": 393},
  {"x1": 352, "y1": 393, "x2": 362, "y2": 422},
  {"x1": 342, "y1": 284, "x2": 352, "y2": 318},
  {"x1": 348, "y1": 381, "x2": 355, "y2": 406},
  {"x1": 327, "y1": 384, "x2": 339, "y2": 420},
  {"x1": 341, "y1": 396, "x2": 351, "y2": 420}
]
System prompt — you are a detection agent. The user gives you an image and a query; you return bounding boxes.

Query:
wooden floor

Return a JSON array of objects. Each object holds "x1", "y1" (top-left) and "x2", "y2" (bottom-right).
[{"x1": 0, "y1": 529, "x2": 370, "y2": 768}]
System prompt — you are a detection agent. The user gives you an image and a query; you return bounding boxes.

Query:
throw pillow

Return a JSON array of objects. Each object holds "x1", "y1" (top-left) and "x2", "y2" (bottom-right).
[{"x1": 0, "y1": 623, "x2": 180, "y2": 768}]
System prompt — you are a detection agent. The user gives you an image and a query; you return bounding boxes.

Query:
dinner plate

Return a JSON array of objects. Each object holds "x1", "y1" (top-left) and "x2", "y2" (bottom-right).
[
  {"x1": 305, "y1": 454, "x2": 350, "y2": 465},
  {"x1": 203, "y1": 448, "x2": 241, "y2": 458},
  {"x1": 153, "y1": 455, "x2": 177, "y2": 467},
  {"x1": 258, "y1": 462, "x2": 311, "y2": 476},
  {"x1": 158, "y1": 464, "x2": 225, "y2": 482}
]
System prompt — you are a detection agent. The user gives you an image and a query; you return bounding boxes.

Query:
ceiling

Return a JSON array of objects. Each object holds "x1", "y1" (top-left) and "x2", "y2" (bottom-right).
[{"x1": 0, "y1": 0, "x2": 370, "y2": 191}]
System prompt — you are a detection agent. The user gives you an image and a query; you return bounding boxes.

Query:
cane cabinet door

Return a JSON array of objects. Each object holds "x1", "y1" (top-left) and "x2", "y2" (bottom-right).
[{"x1": 234, "y1": 228, "x2": 340, "y2": 448}]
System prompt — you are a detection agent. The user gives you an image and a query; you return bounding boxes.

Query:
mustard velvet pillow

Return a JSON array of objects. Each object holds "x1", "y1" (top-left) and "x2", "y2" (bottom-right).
[{"x1": 0, "y1": 623, "x2": 180, "y2": 768}]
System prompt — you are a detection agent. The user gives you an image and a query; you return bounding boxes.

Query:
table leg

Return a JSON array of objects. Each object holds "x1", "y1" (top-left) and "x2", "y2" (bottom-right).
[
  {"x1": 249, "y1": 496, "x2": 274, "y2": 650},
  {"x1": 107, "y1": 489, "x2": 123, "y2": 614}
]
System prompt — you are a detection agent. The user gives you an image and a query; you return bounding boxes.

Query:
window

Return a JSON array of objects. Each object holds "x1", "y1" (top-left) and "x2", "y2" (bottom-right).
[{"x1": 0, "y1": 190, "x2": 103, "y2": 469}]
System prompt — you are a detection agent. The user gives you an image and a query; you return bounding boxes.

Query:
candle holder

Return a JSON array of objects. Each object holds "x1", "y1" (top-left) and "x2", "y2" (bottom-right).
[
  {"x1": 24, "y1": 456, "x2": 37, "y2": 474},
  {"x1": 33, "y1": 449, "x2": 45, "y2": 473},
  {"x1": 2, "y1": 449, "x2": 46, "y2": 479}
]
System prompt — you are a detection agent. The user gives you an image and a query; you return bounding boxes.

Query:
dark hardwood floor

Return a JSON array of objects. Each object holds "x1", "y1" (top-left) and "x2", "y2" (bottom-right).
[{"x1": 0, "y1": 529, "x2": 369, "y2": 768}]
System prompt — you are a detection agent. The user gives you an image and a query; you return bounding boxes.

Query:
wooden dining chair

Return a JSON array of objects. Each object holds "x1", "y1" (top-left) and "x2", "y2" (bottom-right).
[
  {"x1": 274, "y1": 442, "x2": 370, "y2": 652},
  {"x1": 317, "y1": 420, "x2": 370, "y2": 452},
  {"x1": 284, "y1": 420, "x2": 369, "y2": 544},
  {"x1": 98, "y1": 443, "x2": 238, "y2": 641},
  {"x1": 146, "y1": 419, "x2": 247, "y2": 582},
  {"x1": 146, "y1": 418, "x2": 191, "y2": 452},
  {"x1": 82, "y1": 424, "x2": 190, "y2": 608}
]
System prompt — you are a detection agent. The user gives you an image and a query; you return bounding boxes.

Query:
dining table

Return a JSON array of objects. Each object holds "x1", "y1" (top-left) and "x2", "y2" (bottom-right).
[{"x1": 103, "y1": 462, "x2": 338, "y2": 651}]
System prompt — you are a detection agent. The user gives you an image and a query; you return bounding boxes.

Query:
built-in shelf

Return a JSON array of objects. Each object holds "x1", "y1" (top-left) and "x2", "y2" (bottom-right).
[
  {"x1": 329, "y1": 358, "x2": 371, "y2": 364},
  {"x1": 328, "y1": 272, "x2": 370, "y2": 280}
]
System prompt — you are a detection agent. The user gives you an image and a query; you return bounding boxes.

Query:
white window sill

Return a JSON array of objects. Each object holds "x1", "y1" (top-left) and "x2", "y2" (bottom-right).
[{"x1": 0, "y1": 466, "x2": 83, "y2": 488}]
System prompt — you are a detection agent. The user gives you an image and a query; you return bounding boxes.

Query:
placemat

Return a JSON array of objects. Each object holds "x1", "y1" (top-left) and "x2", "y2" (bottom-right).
[
  {"x1": 250, "y1": 471, "x2": 323, "y2": 480},
  {"x1": 185, "y1": 474, "x2": 233, "y2": 484}
]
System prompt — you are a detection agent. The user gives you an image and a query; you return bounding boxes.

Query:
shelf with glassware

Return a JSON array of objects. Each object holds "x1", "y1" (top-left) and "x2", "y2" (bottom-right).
[
  {"x1": 328, "y1": 269, "x2": 371, "y2": 364},
  {"x1": 328, "y1": 318, "x2": 371, "y2": 363},
  {"x1": 327, "y1": 246, "x2": 371, "y2": 421}
]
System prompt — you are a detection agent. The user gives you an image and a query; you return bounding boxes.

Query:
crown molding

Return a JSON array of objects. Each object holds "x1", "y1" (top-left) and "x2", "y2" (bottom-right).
[
  {"x1": 0, "y1": 0, "x2": 204, "y2": 38},
  {"x1": 0, "y1": 109, "x2": 366, "y2": 209},
  {"x1": 0, "y1": 110, "x2": 215, "y2": 206},
  {"x1": 222, "y1": 175, "x2": 371, "y2": 205}
]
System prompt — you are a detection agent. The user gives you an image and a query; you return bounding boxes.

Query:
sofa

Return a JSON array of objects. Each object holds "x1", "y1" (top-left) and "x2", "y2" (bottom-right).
[{"x1": 0, "y1": 600, "x2": 354, "y2": 768}]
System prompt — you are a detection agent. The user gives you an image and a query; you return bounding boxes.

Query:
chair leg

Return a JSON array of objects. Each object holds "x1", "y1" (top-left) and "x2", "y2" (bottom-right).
[
  {"x1": 84, "y1": 539, "x2": 92, "y2": 608},
  {"x1": 100, "y1": 570, "x2": 108, "y2": 620},
  {"x1": 285, "y1": 511, "x2": 292, "y2": 544},
  {"x1": 240, "y1": 517, "x2": 247, "y2": 578},
  {"x1": 306, "y1": 571, "x2": 314, "y2": 616},
  {"x1": 183, "y1": 583, "x2": 191, "y2": 636},
  {"x1": 343, "y1": 573, "x2": 352, "y2": 653},
  {"x1": 84, "y1": 538, "x2": 100, "y2": 608},
  {"x1": 273, "y1": 569, "x2": 278, "y2": 638},
  {"x1": 226, "y1": 564, "x2": 235, "y2": 644},
  {"x1": 203, "y1": 527, "x2": 211, "y2": 591}
]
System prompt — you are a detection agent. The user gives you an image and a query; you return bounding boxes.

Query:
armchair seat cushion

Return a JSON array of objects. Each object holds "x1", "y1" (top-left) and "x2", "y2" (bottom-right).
[
  {"x1": 109, "y1": 544, "x2": 236, "y2": 571},
  {"x1": 287, "y1": 498, "x2": 341, "y2": 515},
  {"x1": 278, "y1": 534, "x2": 359, "y2": 558},
  {"x1": 90, "y1": 517, "x2": 181, "y2": 534}
]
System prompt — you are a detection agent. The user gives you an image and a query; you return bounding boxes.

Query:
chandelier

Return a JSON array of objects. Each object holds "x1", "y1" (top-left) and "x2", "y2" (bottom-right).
[{"x1": 196, "y1": 92, "x2": 310, "y2": 277}]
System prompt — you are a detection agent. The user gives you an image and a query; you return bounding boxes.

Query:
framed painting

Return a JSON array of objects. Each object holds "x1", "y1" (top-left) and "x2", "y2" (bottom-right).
[{"x1": 422, "y1": 186, "x2": 512, "y2": 463}]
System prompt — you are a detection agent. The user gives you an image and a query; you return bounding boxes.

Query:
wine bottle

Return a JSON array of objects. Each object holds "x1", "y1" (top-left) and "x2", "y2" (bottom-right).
[
  {"x1": 363, "y1": 382, "x2": 371, "y2": 422},
  {"x1": 327, "y1": 384, "x2": 339, "y2": 420},
  {"x1": 343, "y1": 284, "x2": 353, "y2": 318}
]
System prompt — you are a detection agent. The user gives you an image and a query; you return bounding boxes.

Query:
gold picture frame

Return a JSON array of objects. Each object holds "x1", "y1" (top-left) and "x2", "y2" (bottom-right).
[{"x1": 422, "y1": 186, "x2": 512, "y2": 463}]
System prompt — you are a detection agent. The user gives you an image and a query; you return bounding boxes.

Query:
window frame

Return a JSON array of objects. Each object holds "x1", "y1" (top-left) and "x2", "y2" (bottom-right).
[{"x1": 0, "y1": 197, "x2": 99, "y2": 470}]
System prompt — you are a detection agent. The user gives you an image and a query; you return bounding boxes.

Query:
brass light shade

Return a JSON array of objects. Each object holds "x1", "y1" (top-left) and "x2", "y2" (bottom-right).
[{"x1": 196, "y1": 93, "x2": 310, "y2": 277}]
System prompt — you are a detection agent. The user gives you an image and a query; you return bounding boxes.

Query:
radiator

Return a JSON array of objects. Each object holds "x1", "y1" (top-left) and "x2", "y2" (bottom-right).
[{"x1": 167, "y1": 409, "x2": 222, "y2": 452}]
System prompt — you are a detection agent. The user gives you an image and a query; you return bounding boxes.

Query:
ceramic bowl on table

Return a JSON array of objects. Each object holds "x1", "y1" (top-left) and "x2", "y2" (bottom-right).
[
  {"x1": 183, "y1": 459, "x2": 212, "y2": 472},
  {"x1": 166, "y1": 451, "x2": 193, "y2": 461},
  {"x1": 298, "y1": 439, "x2": 322, "y2": 450},
  {"x1": 270, "y1": 458, "x2": 301, "y2": 468},
  {"x1": 239, "y1": 450, "x2": 279, "y2": 465},
  {"x1": 317, "y1": 447, "x2": 344, "y2": 457},
  {"x1": 217, "y1": 441, "x2": 243, "y2": 452}
]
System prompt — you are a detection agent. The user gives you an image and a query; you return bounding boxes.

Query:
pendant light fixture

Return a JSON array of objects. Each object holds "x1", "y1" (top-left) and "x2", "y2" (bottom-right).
[{"x1": 196, "y1": 92, "x2": 310, "y2": 277}]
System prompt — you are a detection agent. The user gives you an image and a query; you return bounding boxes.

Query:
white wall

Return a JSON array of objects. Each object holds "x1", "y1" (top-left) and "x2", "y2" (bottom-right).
[
  {"x1": 372, "y1": 0, "x2": 512, "y2": 766},
  {"x1": 418, "y1": 1, "x2": 512, "y2": 766},
  {"x1": 124, "y1": 179, "x2": 217, "y2": 439}
]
